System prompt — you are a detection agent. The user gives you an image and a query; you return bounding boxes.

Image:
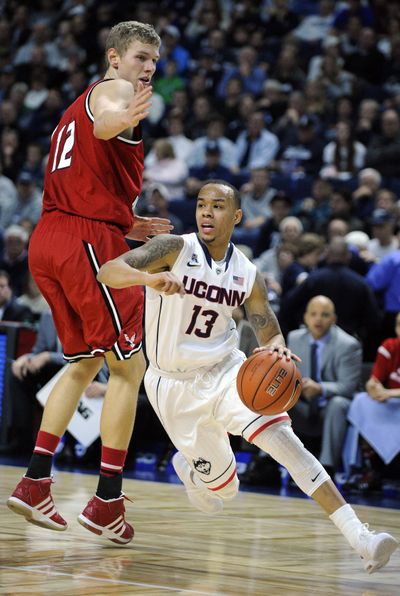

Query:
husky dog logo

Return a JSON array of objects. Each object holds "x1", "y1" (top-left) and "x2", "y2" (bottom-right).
[
  {"x1": 187, "y1": 253, "x2": 200, "y2": 267},
  {"x1": 193, "y1": 457, "x2": 211, "y2": 475}
]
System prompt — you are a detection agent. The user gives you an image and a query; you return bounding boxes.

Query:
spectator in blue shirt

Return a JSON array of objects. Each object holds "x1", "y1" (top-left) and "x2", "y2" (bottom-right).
[{"x1": 366, "y1": 249, "x2": 400, "y2": 342}]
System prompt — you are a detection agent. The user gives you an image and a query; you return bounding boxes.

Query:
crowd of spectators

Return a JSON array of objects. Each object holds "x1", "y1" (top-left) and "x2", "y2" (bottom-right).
[{"x1": 1, "y1": 0, "x2": 400, "y2": 489}]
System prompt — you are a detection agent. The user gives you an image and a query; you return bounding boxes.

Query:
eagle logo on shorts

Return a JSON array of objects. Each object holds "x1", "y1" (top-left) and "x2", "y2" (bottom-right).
[
  {"x1": 193, "y1": 457, "x2": 211, "y2": 475},
  {"x1": 124, "y1": 332, "x2": 136, "y2": 347}
]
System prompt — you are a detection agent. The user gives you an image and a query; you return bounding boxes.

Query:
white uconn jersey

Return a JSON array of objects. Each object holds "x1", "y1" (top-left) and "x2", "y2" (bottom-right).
[{"x1": 145, "y1": 233, "x2": 257, "y2": 373}]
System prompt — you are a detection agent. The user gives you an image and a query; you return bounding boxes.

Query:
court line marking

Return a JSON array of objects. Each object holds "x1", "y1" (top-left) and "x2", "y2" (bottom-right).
[{"x1": 0, "y1": 565, "x2": 226, "y2": 595}]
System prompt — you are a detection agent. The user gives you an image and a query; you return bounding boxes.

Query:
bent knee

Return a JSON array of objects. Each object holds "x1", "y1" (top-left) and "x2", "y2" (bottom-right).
[
  {"x1": 326, "y1": 395, "x2": 350, "y2": 414},
  {"x1": 107, "y1": 350, "x2": 146, "y2": 381},
  {"x1": 210, "y1": 474, "x2": 239, "y2": 501}
]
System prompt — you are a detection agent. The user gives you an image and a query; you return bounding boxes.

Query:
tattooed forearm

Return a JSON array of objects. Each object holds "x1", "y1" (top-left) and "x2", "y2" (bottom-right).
[
  {"x1": 124, "y1": 234, "x2": 184, "y2": 270},
  {"x1": 245, "y1": 270, "x2": 283, "y2": 344},
  {"x1": 248, "y1": 308, "x2": 280, "y2": 335}
]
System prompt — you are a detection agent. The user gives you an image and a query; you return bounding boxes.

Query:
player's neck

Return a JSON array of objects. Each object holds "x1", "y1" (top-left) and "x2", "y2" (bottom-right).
[
  {"x1": 209, "y1": 245, "x2": 229, "y2": 262},
  {"x1": 104, "y1": 67, "x2": 117, "y2": 80}
]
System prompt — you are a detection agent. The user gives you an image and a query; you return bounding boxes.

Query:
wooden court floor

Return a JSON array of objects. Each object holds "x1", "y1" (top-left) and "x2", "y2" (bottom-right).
[{"x1": 0, "y1": 465, "x2": 399, "y2": 595}]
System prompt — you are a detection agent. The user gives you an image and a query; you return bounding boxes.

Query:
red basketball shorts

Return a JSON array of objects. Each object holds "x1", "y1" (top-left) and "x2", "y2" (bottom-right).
[{"x1": 29, "y1": 211, "x2": 143, "y2": 361}]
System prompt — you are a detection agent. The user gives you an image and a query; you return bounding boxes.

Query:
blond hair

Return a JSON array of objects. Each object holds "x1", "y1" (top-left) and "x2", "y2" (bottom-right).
[{"x1": 105, "y1": 21, "x2": 160, "y2": 62}]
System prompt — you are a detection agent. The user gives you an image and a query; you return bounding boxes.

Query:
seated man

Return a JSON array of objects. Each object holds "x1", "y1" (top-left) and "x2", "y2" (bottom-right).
[
  {"x1": 2, "y1": 308, "x2": 110, "y2": 458},
  {"x1": 287, "y1": 295, "x2": 362, "y2": 478},
  {"x1": 343, "y1": 312, "x2": 400, "y2": 492},
  {"x1": 1, "y1": 309, "x2": 65, "y2": 454}
]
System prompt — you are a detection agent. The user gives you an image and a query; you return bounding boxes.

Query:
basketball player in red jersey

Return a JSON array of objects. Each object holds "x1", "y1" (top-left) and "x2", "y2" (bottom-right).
[{"x1": 7, "y1": 21, "x2": 185, "y2": 544}]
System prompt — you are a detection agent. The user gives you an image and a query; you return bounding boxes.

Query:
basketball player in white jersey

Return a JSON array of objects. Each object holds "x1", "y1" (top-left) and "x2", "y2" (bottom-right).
[{"x1": 98, "y1": 181, "x2": 397, "y2": 573}]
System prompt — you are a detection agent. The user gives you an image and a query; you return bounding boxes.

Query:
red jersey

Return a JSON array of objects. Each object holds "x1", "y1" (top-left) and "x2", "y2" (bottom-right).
[
  {"x1": 371, "y1": 337, "x2": 400, "y2": 389},
  {"x1": 42, "y1": 79, "x2": 144, "y2": 234}
]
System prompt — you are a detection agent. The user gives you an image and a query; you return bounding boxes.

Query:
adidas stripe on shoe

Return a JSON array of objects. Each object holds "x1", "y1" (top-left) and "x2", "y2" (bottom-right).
[
  {"x1": 78, "y1": 494, "x2": 134, "y2": 544},
  {"x1": 7, "y1": 475, "x2": 67, "y2": 531}
]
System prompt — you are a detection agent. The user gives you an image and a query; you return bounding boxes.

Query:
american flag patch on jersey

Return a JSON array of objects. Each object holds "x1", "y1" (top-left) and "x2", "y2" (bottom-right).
[{"x1": 233, "y1": 275, "x2": 244, "y2": 286}]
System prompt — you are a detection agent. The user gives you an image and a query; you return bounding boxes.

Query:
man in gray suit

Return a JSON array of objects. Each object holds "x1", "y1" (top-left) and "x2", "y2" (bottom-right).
[{"x1": 287, "y1": 295, "x2": 362, "y2": 477}]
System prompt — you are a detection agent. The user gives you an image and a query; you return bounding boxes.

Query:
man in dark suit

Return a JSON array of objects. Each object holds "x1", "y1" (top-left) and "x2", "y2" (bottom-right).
[
  {"x1": 0, "y1": 269, "x2": 33, "y2": 323},
  {"x1": 287, "y1": 295, "x2": 362, "y2": 477},
  {"x1": 280, "y1": 237, "x2": 381, "y2": 359}
]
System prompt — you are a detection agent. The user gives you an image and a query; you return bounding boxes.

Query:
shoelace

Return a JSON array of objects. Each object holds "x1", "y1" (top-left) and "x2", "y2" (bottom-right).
[
  {"x1": 359, "y1": 523, "x2": 375, "y2": 539},
  {"x1": 358, "y1": 523, "x2": 375, "y2": 558}
]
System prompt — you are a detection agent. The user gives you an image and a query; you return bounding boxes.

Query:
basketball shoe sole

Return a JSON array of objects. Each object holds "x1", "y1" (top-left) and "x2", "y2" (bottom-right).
[
  {"x1": 7, "y1": 476, "x2": 67, "y2": 531},
  {"x1": 359, "y1": 531, "x2": 398, "y2": 574}
]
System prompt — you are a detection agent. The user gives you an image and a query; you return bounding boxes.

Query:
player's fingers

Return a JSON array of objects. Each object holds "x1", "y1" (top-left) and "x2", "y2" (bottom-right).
[
  {"x1": 132, "y1": 110, "x2": 150, "y2": 124},
  {"x1": 149, "y1": 217, "x2": 171, "y2": 224},
  {"x1": 133, "y1": 84, "x2": 152, "y2": 102},
  {"x1": 151, "y1": 224, "x2": 174, "y2": 233}
]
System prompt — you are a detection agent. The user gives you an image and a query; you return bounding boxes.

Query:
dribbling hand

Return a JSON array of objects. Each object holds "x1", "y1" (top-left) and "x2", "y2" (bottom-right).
[{"x1": 254, "y1": 344, "x2": 301, "y2": 362}]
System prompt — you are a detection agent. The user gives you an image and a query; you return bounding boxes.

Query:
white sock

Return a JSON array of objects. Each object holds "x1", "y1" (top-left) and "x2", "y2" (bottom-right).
[{"x1": 329, "y1": 504, "x2": 365, "y2": 550}]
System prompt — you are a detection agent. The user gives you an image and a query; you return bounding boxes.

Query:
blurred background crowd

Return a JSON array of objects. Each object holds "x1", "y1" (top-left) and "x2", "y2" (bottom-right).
[{"x1": 1, "y1": 0, "x2": 400, "y2": 497}]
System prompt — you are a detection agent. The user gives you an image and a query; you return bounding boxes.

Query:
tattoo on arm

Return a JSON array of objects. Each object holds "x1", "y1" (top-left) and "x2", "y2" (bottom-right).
[
  {"x1": 245, "y1": 271, "x2": 281, "y2": 338},
  {"x1": 124, "y1": 235, "x2": 183, "y2": 269},
  {"x1": 248, "y1": 308, "x2": 278, "y2": 334}
]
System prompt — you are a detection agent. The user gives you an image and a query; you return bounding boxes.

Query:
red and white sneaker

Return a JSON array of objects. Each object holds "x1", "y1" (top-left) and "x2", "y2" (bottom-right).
[
  {"x1": 7, "y1": 476, "x2": 68, "y2": 531},
  {"x1": 78, "y1": 494, "x2": 134, "y2": 544}
]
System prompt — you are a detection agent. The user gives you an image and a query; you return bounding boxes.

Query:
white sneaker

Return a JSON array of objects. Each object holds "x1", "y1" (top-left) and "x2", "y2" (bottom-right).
[
  {"x1": 172, "y1": 452, "x2": 223, "y2": 515},
  {"x1": 356, "y1": 524, "x2": 398, "y2": 574}
]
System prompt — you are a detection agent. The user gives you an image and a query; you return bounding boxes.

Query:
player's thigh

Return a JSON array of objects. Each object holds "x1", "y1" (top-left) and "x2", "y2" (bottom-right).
[
  {"x1": 30, "y1": 214, "x2": 143, "y2": 358},
  {"x1": 214, "y1": 358, "x2": 290, "y2": 443},
  {"x1": 145, "y1": 370, "x2": 236, "y2": 486}
]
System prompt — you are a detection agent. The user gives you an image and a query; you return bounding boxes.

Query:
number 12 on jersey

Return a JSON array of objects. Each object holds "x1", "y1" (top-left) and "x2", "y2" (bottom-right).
[{"x1": 51, "y1": 121, "x2": 76, "y2": 172}]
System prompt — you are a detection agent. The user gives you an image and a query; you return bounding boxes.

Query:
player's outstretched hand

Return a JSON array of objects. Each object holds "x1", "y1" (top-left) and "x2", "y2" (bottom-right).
[
  {"x1": 147, "y1": 272, "x2": 185, "y2": 296},
  {"x1": 254, "y1": 344, "x2": 301, "y2": 362},
  {"x1": 126, "y1": 215, "x2": 174, "y2": 241},
  {"x1": 127, "y1": 81, "x2": 153, "y2": 128}
]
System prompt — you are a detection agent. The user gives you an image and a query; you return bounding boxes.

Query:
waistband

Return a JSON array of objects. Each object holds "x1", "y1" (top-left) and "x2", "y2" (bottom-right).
[{"x1": 148, "y1": 348, "x2": 245, "y2": 381}]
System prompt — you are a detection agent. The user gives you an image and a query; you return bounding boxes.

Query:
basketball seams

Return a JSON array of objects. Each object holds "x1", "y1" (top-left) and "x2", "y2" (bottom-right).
[
  {"x1": 237, "y1": 351, "x2": 302, "y2": 416},
  {"x1": 249, "y1": 352, "x2": 281, "y2": 410},
  {"x1": 237, "y1": 354, "x2": 257, "y2": 401},
  {"x1": 237, "y1": 351, "x2": 278, "y2": 406},
  {"x1": 254, "y1": 358, "x2": 295, "y2": 413},
  {"x1": 284, "y1": 367, "x2": 302, "y2": 410}
]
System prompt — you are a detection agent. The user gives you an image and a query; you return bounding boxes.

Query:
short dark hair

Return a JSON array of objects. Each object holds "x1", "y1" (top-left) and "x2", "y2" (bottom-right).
[{"x1": 201, "y1": 179, "x2": 241, "y2": 209}]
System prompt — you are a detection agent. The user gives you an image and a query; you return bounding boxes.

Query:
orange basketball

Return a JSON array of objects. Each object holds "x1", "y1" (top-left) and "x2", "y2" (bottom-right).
[{"x1": 236, "y1": 350, "x2": 302, "y2": 416}]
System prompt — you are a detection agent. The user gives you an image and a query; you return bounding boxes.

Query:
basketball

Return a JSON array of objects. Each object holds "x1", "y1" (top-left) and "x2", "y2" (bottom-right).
[{"x1": 236, "y1": 350, "x2": 302, "y2": 416}]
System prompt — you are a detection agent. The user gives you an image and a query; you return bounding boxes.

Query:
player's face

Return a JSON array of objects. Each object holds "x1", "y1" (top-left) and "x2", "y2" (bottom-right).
[
  {"x1": 304, "y1": 299, "x2": 336, "y2": 339},
  {"x1": 115, "y1": 40, "x2": 159, "y2": 89},
  {"x1": 196, "y1": 184, "x2": 242, "y2": 252}
]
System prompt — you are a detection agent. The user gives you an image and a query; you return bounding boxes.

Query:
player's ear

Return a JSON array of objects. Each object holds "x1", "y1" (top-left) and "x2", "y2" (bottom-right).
[
  {"x1": 107, "y1": 47, "x2": 119, "y2": 70},
  {"x1": 234, "y1": 209, "x2": 242, "y2": 226}
]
